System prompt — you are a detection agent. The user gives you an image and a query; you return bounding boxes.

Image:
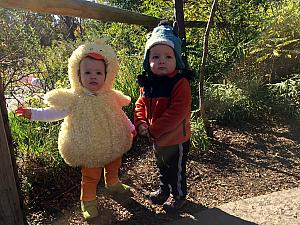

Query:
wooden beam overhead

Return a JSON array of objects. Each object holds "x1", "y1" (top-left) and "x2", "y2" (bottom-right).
[
  {"x1": 0, "y1": 0, "x2": 228, "y2": 29},
  {"x1": 0, "y1": 0, "x2": 161, "y2": 27}
]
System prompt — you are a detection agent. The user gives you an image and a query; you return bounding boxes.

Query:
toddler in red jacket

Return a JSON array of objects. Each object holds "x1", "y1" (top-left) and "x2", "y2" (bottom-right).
[{"x1": 134, "y1": 21, "x2": 193, "y2": 213}]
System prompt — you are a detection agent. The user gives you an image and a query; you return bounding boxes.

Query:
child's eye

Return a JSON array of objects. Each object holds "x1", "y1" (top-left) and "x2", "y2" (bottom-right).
[
  {"x1": 152, "y1": 56, "x2": 159, "y2": 59},
  {"x1": 85, "y1": 71, "x2": 90, "y2": 75},
  {"x1": 166, "y1": 55, "x2": 173, "y2": 59},
  {"x1": 96, "y1": 72, "x2": 102, "y2": 75}
]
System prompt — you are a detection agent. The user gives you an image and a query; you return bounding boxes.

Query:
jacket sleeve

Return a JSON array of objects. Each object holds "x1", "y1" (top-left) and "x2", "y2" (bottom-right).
[
  {"x1": 134, "y1": 87, "x2": 148, "y2": 128},
  {"x1": 148, "y1": 78, "x2": 191, "y2": 139}
]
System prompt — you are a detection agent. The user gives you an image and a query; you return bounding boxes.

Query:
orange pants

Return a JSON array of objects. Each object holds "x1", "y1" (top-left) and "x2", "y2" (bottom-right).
[{"x1": 80, "y1": 157, "x2": 121, "y2": 201}]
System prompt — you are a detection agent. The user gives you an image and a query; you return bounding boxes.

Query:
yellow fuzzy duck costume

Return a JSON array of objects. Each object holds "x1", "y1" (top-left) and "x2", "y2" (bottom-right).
[
  {"x1": 44, "y1": 38, "x2": 133, "y2": 168},
  {"x1": 14, "y1": 38, "x2": 134, "y2": 219}
]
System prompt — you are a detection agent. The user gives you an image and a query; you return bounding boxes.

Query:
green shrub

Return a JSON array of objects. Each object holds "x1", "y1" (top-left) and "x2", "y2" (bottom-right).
[
  {"x1": 266, "y1": 74, "x2": 300, "y2": 119},
  {"x1": 9, "y1": 112, "x2": 62, "y2": 165},
  {"x1": 206, "y1": 83, "x2": 247, "y2": 121},
  {"x1": 190, "y1": 113, "x2": 209, "y2": 153}
]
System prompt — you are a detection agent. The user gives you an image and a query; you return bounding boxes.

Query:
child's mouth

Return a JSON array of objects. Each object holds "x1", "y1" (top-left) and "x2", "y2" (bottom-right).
[{"x1": 89, "y1": 82, "x2": 98, "y2": 85}]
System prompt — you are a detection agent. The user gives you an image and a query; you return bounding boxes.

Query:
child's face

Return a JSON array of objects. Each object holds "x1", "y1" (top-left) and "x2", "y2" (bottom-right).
[
  {"x1": 79, "y1": 57, "x2": 106, "y2": 93},
  {"x1": 149, "y1": 44, "x2": 176, "y2": 76}
]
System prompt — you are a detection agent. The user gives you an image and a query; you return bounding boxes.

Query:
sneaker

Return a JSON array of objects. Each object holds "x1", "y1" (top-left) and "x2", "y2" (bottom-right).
[
  {"x1": 162, "y1": 195, "x2": 186, "y2": 213},
  {"x1": 149, "y1": 189, "x2": 170, "y2": 205},
  {"x1": 81, "y1": 200, "x2": 98, "y2": 219},
  {"x1": 106, "y1": 182, "x2": 133, "y2": 198}
]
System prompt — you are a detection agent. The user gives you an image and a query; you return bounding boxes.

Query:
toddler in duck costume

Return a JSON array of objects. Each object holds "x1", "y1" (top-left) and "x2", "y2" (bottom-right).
[{"x1": 16, "y1": 38, "x2": 134, "y2": 219}]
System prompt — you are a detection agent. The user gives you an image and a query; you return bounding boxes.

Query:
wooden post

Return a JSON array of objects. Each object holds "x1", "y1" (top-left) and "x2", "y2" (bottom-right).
[
  {"x1": 0, "y1": 105, "x2": 25, "y2": 225},
  {"x1": 174, "y1": 0, "x2": 187, "y2": 66}
]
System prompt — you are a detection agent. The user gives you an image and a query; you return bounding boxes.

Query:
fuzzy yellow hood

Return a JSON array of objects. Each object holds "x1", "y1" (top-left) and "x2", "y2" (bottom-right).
[{"x1": 68, "y1": 38, "x2": 119, "y2": 94}]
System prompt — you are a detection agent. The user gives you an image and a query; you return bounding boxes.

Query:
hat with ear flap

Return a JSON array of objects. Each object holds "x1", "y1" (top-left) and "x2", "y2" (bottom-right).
[{"x1": 143, "y1": 21, "x2": 185, "y2": 71}]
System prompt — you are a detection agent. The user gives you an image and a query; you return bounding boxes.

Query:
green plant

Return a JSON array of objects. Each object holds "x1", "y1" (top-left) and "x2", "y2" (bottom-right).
[
  {"x1": 206, "y1": 83, "x2": 244, "y2": 116},
  {"x1": 190, "y1": 112, "x2": 209, "y2": 153},
  {"x1": 266, "y1": 74, "x2": 300, "y2": 118},
  {"x1": 9, "y1": 112, "x2": 63, "y2": 165},
  {"x1": 227, "y1": 0, "x2": 300, "y2": 84}
]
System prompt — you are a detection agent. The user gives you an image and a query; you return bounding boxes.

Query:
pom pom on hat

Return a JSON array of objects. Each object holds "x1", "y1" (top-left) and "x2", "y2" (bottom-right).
[{"x1": 143, "y1": 21, "x2": 185, "y2": 71}]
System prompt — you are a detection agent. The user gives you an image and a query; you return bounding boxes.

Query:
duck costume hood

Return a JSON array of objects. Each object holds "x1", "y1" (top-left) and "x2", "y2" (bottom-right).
[
  {"x1": 68, "y1": 38, "x2": 118, "y2": 94},
  {"x1": 43, "y1": 38, "x2": 133, "y2": 167}
]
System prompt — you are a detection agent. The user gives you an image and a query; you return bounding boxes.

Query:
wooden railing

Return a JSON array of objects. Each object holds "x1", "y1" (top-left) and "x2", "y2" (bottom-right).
[
  {"x1": 0, "y1": 0, "x2": 161, "y2": 27},
  {"x1": 0, "y1": 0, "x2": 227, "y2": 28}
]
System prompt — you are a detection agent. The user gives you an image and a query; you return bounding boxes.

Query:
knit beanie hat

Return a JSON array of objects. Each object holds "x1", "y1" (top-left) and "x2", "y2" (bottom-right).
[{"x1": 143, "y1": 22, "x2": 185, "y2": 71}]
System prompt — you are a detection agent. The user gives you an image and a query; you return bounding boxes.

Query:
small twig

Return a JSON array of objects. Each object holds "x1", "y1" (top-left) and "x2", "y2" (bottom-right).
[
  {"x1": 50, "y1": 184, "x2": 80, "y2": 202},
  {"x1": 9, "y1": 91, "x2": 24, "y2": 106}
]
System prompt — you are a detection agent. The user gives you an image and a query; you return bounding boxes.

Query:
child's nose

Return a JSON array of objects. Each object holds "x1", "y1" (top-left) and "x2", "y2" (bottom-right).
[
  {"x1": 90, "y1": 73, "x2": 97, "y2": 79},
  {"x1": 159, "y1": 58, "x2": 166, "y2": 63}
]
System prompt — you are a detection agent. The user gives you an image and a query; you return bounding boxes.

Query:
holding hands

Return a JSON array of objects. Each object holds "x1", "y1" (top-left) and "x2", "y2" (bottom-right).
[
  {"x1": 138, "y1": 123, "x2": 149, "y2": 136},
  {"x1": 138, "y1": 123, "x2": 154, "y2": 142}
]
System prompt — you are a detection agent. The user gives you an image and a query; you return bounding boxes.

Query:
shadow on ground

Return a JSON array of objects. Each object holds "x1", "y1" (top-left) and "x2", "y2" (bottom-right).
[{"x1": 164, "y1": 207, "x2": 258, "y2": 225}]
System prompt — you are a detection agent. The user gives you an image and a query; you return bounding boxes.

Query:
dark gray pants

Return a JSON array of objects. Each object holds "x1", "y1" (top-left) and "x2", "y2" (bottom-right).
[{"x1": 153, "y1": 140, "x2": 190, "y2": 198}]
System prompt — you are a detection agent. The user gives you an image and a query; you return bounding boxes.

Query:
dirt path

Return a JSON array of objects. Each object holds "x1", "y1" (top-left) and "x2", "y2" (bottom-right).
[{"x1": 27, "y1": 119, "x2": 300, "y2": 225}]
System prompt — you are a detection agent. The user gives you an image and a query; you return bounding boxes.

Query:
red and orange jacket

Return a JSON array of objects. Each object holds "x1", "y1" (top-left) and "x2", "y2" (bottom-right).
[{"x1": 134, "y1": 70, "x2": 192, "y2": 146}]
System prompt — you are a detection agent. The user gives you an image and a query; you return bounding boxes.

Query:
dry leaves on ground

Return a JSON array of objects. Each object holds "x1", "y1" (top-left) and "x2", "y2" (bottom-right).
[{"x1": 26, "y1": 119, "x2": 300, "y2": 225}]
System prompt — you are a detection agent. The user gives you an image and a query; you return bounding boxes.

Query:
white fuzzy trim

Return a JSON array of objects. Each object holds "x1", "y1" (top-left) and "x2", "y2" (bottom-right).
[{"x1": 146, "y1": 38, "x2": 174, "y2": 50}]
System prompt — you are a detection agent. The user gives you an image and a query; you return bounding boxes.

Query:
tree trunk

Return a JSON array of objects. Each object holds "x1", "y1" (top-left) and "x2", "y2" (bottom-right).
[{"x1": 198, "y1": 0, "x2": 218, "y2": 137}]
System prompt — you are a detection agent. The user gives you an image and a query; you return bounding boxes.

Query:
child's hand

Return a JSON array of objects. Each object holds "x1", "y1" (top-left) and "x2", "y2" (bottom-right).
[
  {"x1": 15, "y1": 106, "x2": 32, "y2": 120},
  {"x1": 138, "y1": 123, "x2": 149, "y2": 136}
]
